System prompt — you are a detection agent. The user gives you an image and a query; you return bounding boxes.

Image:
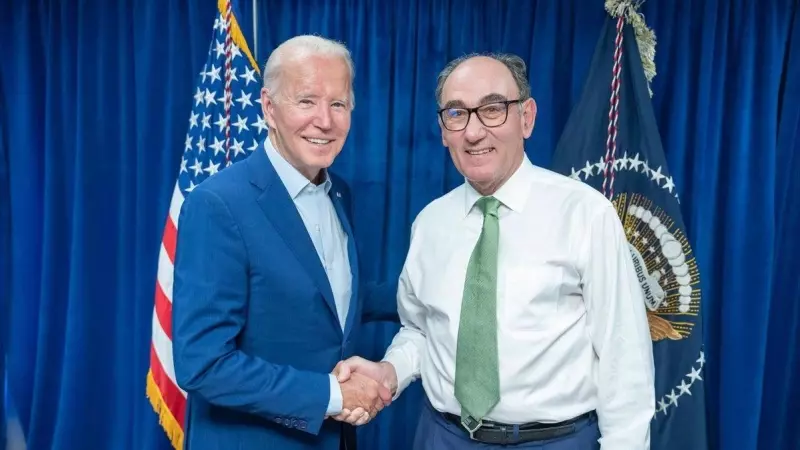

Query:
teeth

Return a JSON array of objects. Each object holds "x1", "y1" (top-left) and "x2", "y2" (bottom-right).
[
  {"x1": 466, "y1": 148, "x2": 492, "y2": 155},
  {"x1": 305, "y1": 138, "x2": 331, "y2": 145}
]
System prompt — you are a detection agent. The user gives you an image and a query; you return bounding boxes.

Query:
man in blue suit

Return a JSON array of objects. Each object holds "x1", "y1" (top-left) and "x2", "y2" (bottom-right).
[{"x1": 172, "y1": 35, "x2": 397, "y2": 450}]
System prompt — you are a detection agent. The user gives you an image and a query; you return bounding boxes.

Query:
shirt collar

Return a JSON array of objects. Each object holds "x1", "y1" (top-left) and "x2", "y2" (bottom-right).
[
  {"x1": 463, "y1": 153, "x2": 535, "y2": 217},
  {"x1": 264, "y1": 137, "x2": 332, "y2": 199}
]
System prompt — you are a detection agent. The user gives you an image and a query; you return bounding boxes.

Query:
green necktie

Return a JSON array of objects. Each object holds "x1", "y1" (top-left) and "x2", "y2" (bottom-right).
[{"x1": 454, "y1": 196, "x2": 501, "y2": 428}]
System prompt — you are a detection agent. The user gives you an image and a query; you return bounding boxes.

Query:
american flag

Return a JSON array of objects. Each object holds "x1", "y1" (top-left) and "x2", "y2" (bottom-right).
[{"x1": 146, "y1": 1, "x2": 264, "y2": 448}]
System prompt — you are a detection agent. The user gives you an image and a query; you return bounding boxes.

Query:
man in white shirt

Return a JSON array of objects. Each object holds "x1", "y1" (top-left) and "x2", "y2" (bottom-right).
[{"x1": 333, "y1": 53, "x2": 655, "y2": 449}]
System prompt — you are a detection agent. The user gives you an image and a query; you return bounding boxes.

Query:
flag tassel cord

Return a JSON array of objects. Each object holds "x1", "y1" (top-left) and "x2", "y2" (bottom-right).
[
  {"x1": 217, "y1": 0, "x2": 261, "y2": 75},
  {"x1": 605, "y1": 0, "x2": 657, "y2": 96}
]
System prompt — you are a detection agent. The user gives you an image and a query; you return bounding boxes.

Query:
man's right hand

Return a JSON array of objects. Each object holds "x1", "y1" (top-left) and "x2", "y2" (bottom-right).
[
  {"x1": 334, "y1": 357, "x2": 398, "y2": 395},
  {"x1": 331, "y1": 357, "x2": 398, "y2": 426},
  {"x1": 337, "y1": 371, "x2": 392, "y2": 425}
]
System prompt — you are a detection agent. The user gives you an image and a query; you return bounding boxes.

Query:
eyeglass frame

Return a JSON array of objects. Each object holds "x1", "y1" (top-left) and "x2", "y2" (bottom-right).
[{"x1": 437, "y1": 99, "x2": 524, "y2": 131}]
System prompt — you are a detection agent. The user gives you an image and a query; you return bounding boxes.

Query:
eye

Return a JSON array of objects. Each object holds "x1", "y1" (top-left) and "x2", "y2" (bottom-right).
[
  {"x1": 447, "y1": 109, "x2": 465, "y2": 118},
  {"x1": 481, "y1": 104, "x2": 504, "y2": 114},
  {"x1": 298, "y1": 99, "x2": 314, "y2": 106},
  {"x1": 332, "y1": 101, "x2": 347, "y2": 109}
]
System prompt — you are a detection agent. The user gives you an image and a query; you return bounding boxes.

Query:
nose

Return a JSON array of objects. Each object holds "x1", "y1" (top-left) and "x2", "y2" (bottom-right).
[
  {"x1": 463, "y1": 111, "x2": 486, "y2": 143},
  {"x1": 313, "y1": 104, "x2": 333, "y2": 130}
]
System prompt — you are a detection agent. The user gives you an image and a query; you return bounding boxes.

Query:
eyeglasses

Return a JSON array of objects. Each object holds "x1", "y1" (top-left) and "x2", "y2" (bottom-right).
[{"x1": 437, "y1": 99, "x2": 523, "y2": 131}]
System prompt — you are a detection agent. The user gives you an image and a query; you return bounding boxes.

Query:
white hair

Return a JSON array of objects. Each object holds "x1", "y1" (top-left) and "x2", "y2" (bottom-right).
[{"x1": 262, "y1": 35, "x2": 355, "y2": 108}]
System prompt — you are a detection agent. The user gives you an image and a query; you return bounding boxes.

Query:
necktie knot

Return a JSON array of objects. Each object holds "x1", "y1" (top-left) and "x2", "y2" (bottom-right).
[{"x1": 475, "y1": 196, "x2": 501, "y2": 218}]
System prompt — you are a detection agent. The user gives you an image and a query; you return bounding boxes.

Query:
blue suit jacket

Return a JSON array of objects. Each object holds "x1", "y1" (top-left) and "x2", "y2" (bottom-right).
[{"x1": 172, "y1": 145, "x2": 398, "y2": 450}]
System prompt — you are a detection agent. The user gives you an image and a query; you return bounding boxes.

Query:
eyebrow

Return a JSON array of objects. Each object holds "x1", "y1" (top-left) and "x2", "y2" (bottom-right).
[
  {"x1": 294, "y1": 93, "x2": 350, "y2": 103},
  {"x1": 442, "y1": 93, "x2": 510, "y2": 109},
  {"x1": 294, "y1": 92, "x2": 319, "y2": 100}
]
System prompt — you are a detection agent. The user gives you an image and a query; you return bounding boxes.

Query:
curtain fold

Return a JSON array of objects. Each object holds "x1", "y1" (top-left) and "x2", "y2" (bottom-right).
[
  {"x1": 2, "y1": 0, "x2": 798, "y2": 449},
  {"x1": 760, "y1": 3, "x2": 800, "y2": 449},
  {"x1": 0, "y1": 17, "x2": 10, "y2": 445},
  {"x1": 2, "y1": 1, "x2": 217, "y2": 448}
]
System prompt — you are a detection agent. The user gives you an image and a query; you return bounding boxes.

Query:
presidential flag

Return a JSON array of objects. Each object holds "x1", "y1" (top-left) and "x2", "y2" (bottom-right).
[
  {"x1": 550, "y1": 3, "x2": 708, "y2": 449},
  {"x1": 146, "y1": 1, "x2": 265, "y2": 447}
]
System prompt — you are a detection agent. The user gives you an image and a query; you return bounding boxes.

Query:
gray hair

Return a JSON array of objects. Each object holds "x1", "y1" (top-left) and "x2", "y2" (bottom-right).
[
  {"x1": 262, "y1": 35, "x2": 356, "y2": 108},
  {"x1": 435, "y1": 53, "x2": 531, "y2": 107}
]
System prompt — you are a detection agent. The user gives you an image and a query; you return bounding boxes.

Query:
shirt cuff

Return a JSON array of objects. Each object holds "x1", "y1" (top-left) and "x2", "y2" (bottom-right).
[
  {"x1": 382, "y1": 350, "x2": 417, "y2": 400},
  {"x1": 326, "y1": 374, "x2": 343, "y2": 416}
]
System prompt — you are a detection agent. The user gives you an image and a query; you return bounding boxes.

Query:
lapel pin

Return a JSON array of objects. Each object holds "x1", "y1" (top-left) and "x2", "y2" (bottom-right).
[{"x1": 336, "y1": 192, "x2": 341, "y2": 198}]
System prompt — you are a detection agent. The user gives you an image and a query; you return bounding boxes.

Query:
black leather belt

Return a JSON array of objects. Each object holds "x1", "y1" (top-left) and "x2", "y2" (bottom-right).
[{"x1": 441, "y1": 410, "x2": 596, "y2": 445}]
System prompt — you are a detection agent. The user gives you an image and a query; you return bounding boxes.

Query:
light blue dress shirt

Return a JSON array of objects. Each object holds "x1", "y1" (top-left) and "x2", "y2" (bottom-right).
[{"x1": 264, "y1": 139, "x2": 351, "y2": 415}]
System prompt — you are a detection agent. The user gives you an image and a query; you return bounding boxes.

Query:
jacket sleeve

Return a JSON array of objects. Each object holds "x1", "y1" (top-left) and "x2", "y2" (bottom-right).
[{"x1": 171, "y1": 186, "x2": 330, "y2": 435}]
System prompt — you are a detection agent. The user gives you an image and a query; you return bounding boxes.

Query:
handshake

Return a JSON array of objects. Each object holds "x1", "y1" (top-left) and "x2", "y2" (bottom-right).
[{"x1": 328, "y1": 356, "x2": 399, "y2": 426}]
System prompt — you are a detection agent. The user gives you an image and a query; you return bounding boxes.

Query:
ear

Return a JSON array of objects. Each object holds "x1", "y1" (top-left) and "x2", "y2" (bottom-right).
[
  {"x1": 521, "y1": 98, "x2": 537, "y2": 139},
  {"x1": 261, "y1": 87, "x2": 277, "y2": 129}
]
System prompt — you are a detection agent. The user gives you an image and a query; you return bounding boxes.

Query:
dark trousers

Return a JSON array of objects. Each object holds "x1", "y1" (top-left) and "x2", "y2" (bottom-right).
[
  {"x1": 339, "y1": 423, "x2": 357, "y2": 450},
  {"x1": 413, "y1": 400, "x2": 601, "y2": 450}
]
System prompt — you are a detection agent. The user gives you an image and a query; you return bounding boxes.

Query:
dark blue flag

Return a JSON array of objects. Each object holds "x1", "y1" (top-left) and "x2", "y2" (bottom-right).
[{"x1": 550, "y1": 7, "x2": 709, "y2": 450}]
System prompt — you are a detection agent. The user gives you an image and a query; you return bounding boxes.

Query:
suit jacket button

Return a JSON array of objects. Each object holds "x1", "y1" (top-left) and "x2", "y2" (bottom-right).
[
  {"x1": 274, "y1": 417, "x2": 283, "y2": 424},
  {"x1": 298, "y1": 420, "x2": 307, "y2": 429},
  {"x1": 284, "y1": 418, "x2": 291, "y2": 426}
]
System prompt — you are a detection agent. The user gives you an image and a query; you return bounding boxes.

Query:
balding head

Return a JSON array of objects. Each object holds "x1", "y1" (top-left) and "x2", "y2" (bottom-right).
[{"x1": 435, "y1": 53, "x2": 531, "y2": 108}]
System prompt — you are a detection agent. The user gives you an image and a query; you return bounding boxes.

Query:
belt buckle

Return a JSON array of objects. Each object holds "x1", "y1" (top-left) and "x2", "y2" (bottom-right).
[{"x1": 460, "y1": 416, "x2": 483, "y2": 440}]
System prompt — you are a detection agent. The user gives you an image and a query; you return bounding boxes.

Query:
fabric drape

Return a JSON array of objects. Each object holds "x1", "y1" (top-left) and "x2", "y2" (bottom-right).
[
  {"x1": 1, "y1": 1, "x2": 798, "y2": 449},
  {"x1": 1, "y1": 1, "x2": 217, "y2": 448}
]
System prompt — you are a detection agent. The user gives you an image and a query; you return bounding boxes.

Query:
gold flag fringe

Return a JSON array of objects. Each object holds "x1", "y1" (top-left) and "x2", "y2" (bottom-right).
[
  {"x1": 605, "y1": 0, "x2": 657, "y2": 97},
  {"x1": 146, "y1": 369, "x2": 184, "y2": 450}
]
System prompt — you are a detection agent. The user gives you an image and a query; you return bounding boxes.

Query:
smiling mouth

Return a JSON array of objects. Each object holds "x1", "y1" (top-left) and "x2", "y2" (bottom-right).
[
  {"x1": 466, "y1": 147, "x2": 494, "y2": 155},
  {"x1": 304, "y1": 137, "x2": 333, "y2": 145}
]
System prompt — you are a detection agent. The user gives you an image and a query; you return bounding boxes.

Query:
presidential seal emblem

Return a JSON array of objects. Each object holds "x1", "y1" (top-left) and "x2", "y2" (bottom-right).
[{"x1": 570, "y1": 151, "x2": 705, "y2": 416}]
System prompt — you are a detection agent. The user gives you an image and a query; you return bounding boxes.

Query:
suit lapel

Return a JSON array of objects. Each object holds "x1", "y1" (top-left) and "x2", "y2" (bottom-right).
[
  {"x1": 329, "y1": 187, "x2": 359, "y2": 339},
  {"x1": 248, "y1": 147, "x2": 341, "y2": 332}
]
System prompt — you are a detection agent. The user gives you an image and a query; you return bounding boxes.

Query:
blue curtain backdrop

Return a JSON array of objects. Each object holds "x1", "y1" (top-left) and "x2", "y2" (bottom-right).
[
  {"x1": 1, "y1": 33, "x2": 10, "y2": 446},
  {"x1": 1, "y1": 1, "x2": 218, "y2": 449},
  {"x1": 2, "y1": 1, "x2": 798, "y2": 450}
]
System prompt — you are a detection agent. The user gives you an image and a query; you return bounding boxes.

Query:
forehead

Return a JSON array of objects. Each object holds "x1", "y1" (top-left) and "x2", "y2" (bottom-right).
[
  {"x1": 440, "y1": 57, "x2": 519, "y2": 104},
  {"x1": 282, "y1": 55, "x2": 351, "y2": 95}
]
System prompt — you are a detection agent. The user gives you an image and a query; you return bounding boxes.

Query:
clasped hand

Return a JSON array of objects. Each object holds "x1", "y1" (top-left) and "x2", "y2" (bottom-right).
[{"x1": 329, "y1": 356, "x2": 396, "y2": 426}]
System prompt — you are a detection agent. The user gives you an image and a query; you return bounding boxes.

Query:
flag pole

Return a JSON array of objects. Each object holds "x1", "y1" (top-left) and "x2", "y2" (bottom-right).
[{"x1": 252, "y1": 0, "x2": 258, "y2": 64}]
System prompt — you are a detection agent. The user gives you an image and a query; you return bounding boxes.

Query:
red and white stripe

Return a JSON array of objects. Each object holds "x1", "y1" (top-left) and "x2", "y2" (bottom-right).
[{"x1": 150, "y1": 182, "x2": 188, "y2": 430}]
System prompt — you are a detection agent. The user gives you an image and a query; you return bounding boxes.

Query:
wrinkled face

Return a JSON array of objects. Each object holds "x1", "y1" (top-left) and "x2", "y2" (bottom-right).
[
  {"x1": 438, "y1": 57, "x2": 536, "y2": 195},
  {"x1": 261, "y1": 55, "x2": 352, "y2": 181}
]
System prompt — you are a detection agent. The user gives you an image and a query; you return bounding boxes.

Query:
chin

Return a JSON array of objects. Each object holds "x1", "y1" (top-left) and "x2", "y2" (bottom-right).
[
  {"x1": 304, "y1": 154, "x2": 336, "y2": 171},
  {"x1": 463, "y1": 166, "x2": 496, "y2": 183}
]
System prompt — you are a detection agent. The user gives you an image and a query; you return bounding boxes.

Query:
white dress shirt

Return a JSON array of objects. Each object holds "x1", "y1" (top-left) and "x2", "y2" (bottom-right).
[
  {"x1": 382, "y1": 155, "x2": 655, "y2": 449},
  {"x1": 264, "y1": 139, "x2": 351, "y2": 416}
]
